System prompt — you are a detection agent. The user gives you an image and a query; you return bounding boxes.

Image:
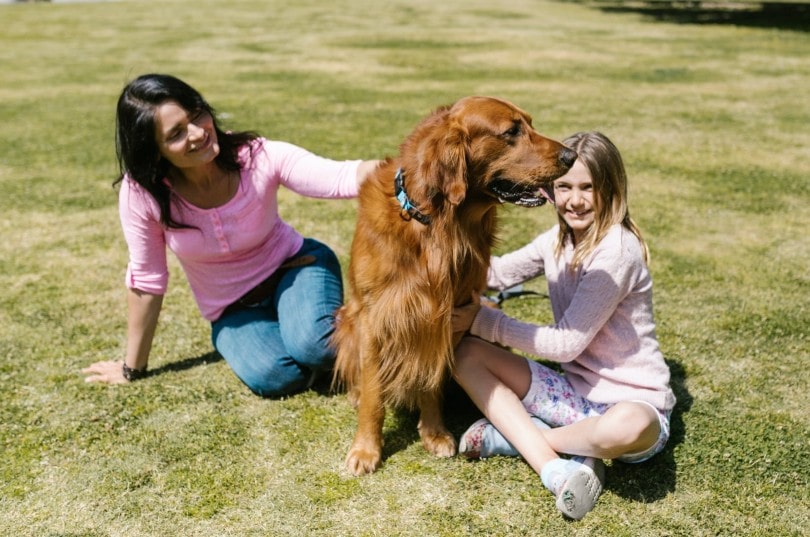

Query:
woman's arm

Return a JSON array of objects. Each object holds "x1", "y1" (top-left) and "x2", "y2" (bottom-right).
[
  {"x1": 266, "y1": 140, "x2": 378, "y2": 198},
  {"x1": 83, "y1": 288, "x2": 163, "y2": 384},
  {"x1": 124, "y1": 288, "x2": 164, "y2": 371}
]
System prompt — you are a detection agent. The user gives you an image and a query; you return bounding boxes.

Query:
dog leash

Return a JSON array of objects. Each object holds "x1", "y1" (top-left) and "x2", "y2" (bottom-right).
[
  {"x1": 484, "y1": 285, "x2": 547, "y2": 306},
  {"x1": 394, "y1": 168, "x2": 432, "y2": 225}
]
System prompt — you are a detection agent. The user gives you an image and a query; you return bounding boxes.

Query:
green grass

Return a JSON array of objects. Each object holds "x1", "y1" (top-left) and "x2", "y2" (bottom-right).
[{"x1": 1, "y1": 0, "x2": 808, "y2": 535}]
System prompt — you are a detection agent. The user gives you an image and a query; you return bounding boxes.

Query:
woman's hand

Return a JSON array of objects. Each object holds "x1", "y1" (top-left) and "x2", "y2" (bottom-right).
[
  {"x1": 355, "y1": 160, "x2": 381, "y2": 186},
  {"x1": 452, "y1": 300, "x2": 482, "y2": 333},
  {"x1": 82, "y1": 288, "x2": 161, "y2": 385},
  {"x1": 82, "y1": 360, "x2": 128, "y2": 384}
]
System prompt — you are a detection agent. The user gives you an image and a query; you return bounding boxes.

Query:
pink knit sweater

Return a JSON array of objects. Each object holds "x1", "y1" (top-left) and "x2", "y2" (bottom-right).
[
  {"x1": 470, "y1": 224, "x2": 676, "y2": 411},
  {"x1": 119, "y1": 138, "x2": 361, "y2": 321}
]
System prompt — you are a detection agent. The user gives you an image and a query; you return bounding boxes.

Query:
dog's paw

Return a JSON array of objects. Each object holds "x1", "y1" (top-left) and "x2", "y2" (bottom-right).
[
  {"x1": 420, "y1": 430, "x2": 458, "y2": 458},
  {"x1": 345, "y1": 445, "x2": 382, "y2": 476}
]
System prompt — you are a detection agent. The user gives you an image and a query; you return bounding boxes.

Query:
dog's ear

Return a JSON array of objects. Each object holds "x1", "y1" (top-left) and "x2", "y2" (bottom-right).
[{"x1": 417, "y1": 118, "x2": 468, "y2": 207}]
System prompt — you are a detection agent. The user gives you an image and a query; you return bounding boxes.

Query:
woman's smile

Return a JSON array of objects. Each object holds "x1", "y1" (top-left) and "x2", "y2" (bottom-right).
[{"x1": 189, "y1": 131, "x2": 212, "y2": 153}]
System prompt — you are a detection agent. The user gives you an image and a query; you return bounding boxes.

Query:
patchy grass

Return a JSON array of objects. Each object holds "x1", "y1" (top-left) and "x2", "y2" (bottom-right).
[{"x1": 0, "y1": 0, "x2": 808, "y2": 535}]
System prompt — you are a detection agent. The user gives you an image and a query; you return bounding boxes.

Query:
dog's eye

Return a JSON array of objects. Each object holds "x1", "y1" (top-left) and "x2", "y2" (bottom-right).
[{"x1": 502, "y1": 123, "x2": 521, "y2": 137}]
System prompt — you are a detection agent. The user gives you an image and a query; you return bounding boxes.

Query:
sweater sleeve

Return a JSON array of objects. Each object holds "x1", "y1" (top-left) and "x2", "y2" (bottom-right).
[
  {"x1": 118, "y1": 178, "x2": 169, "y2": 295},
  {"x1": 486, "y1": 229, "x2": 550, "y2": 290},
  {"x1": 472, "y1": 236, "x2": 639, "y2": 363}
]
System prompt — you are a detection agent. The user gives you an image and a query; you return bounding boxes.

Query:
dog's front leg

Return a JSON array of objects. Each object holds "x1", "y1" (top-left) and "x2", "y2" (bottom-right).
[
  {"x1": 417, "y1": 389, "x2": 457, "y2": 457},
  {"x1": 345, "y1": 356, "x2": 385, "y2": 476}
]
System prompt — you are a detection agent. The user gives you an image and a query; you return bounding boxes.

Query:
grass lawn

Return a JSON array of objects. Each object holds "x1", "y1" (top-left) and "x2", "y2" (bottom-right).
[{"x1": 0, "y1": 0, "x2": 808, "y2": 535}]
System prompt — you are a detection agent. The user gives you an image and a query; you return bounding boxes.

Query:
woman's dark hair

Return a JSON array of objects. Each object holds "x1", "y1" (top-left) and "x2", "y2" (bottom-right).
[{"x1": 114, "y1": 73, "x2": 258, "y2": 228}]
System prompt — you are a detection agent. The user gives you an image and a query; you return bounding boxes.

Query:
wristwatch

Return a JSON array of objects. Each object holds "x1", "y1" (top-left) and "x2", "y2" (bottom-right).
[{"x1": 122, "y1": 362, "x2": 148, "y2": 381}]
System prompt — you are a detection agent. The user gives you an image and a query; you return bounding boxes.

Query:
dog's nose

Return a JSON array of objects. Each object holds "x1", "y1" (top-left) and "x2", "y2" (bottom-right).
[{"x1": 559, "y1": 148, "x2": 577, "y2": 168}]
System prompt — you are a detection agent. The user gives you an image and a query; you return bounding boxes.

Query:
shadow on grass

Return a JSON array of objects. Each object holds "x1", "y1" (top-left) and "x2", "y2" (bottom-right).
[
  {"x1": 381, "y1": 384, "x2": 480, "y2": 459},
  {"x1": 329, "y1": 381, "x2": 478, "y2": 465},
  {"x1": 146, "y1": 350, "x2": 223, "y2": 377},
  {"x1": 575, "y1": 1, "x2": 810, "y2": 33},
  {"x1": 147, "y1": 351, "x2": 347, "y2": 399},
  {"x1": 608, "y1": 359, "x2": 692, "y2": 502}
]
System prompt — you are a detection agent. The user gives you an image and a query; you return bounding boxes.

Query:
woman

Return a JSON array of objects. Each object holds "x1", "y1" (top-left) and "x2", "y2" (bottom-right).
[
  {"x1": 83, "y1": 73, "x2": 378, "y2": 396},
  {"x1": 452, "y1": 132, "x2": 676, "y2": 520}
]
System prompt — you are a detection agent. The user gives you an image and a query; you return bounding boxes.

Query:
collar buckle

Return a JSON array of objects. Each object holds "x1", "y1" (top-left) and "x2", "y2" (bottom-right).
[{"x1": 394, "y1": 168, "x2": 431, "y2": 226}]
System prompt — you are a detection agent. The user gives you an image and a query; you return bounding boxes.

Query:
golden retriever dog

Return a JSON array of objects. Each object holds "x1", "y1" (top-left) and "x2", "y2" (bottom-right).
[{"x1": 333, "y1": 96, "x2": 576, "y2": 476}]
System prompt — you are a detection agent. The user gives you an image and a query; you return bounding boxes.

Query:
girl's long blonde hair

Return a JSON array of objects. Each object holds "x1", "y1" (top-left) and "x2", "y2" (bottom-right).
[{"x1": 554, "y1": 131, "x2": 649, "y2": 268}]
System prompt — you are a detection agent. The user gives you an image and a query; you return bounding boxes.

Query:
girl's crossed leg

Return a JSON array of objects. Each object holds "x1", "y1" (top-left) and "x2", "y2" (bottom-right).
[{"x1": 453, "y1": 337, "x2": 670, "y2": 519}]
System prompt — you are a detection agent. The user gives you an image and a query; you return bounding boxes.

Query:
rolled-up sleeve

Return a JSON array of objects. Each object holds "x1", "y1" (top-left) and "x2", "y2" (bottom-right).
[{"x1": 119, "y1": 178, "x2": 169, "y2": 295}]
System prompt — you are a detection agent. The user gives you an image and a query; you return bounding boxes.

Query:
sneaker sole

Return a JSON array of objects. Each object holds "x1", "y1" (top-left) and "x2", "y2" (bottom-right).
[{"x1": 555, "y1": 465, "x2": 603, "y2": 520}]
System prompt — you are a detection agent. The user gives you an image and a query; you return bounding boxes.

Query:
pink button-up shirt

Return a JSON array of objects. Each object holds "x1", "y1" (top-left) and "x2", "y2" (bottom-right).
[{"x1": 119, "y1": 138, "x2": 361, "y2": 321}]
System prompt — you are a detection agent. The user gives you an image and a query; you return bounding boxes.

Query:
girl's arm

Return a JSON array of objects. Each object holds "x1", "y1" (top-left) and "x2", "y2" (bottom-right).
[
  {"x1": 82, "y1": 288, "x2": 163, "y2": 384},
  {"x1": 471, "y1": 268, "x2": 622, "y2": 362},
  {"x1": 453, "y1": 231, "x2": 552, "y2": 332},
  {"x1": 471, "y1": 233, "x2": 640, "y2": 362},
  {"x1": 486, "y1": 230, "x2": 550, "y2": 290}
]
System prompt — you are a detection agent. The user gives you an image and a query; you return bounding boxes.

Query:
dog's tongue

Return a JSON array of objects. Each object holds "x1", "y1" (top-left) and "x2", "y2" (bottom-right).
[{"x1": 539, "y1": 185, "x2": 555, "y2": 205}]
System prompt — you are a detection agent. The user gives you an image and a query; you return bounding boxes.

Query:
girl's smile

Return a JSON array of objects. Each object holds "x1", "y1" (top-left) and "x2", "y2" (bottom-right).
[{"x1": 553, "y1": 159, "x2": 595, "y2": 243}]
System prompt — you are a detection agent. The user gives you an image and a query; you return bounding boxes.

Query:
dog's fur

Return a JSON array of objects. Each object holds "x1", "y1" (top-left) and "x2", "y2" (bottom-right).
[{"x1": 332, "y1": 96, "x2": 577, "y2": 476}]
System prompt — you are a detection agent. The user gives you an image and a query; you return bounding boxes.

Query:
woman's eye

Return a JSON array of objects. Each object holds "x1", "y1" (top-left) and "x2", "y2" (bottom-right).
[{"x1": 190, "y1": 110, "x2": 207, "y2": 124}]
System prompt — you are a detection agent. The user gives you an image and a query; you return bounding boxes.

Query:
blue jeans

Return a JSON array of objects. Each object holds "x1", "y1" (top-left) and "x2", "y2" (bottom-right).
[{"x1": 211, "y1": 239, "x2": 343, "y2": 397}]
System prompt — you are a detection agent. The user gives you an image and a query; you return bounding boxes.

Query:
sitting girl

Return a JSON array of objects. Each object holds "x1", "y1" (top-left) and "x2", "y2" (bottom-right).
[{"x1": 452, "y1": 131, "x2": 676, "y2": 520}]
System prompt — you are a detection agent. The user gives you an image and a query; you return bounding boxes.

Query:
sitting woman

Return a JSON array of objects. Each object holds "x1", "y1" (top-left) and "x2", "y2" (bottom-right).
[{"x1": 83, "y1": 73, "x2": 378, "y2": 396}]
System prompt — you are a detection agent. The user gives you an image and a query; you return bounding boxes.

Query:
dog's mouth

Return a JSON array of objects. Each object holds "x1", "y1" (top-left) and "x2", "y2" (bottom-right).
[{"x1": 488, "y1": 179, "x2": 555, "y2": 207}]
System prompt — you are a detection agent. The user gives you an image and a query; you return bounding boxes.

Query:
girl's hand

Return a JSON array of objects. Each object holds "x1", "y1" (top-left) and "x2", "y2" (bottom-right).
[
  {"x1": 452, "y1": 300, "x2": 482, "y2": 333},
  {"x1": 82, "y1": 360, "x2": 128, "y2": 384}
]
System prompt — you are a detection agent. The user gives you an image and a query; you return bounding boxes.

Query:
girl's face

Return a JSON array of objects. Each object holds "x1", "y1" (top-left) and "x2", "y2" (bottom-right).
[
  {"x1": 553, "y1": 159, "x2": 595, "y2": 243},
  {"x1": 154, "y1": 100, "x2": 220, "y2": 171}
]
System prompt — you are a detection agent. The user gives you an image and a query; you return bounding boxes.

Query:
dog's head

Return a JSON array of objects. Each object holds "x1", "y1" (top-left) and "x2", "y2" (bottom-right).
[{"x1": 403, "y1": 96, "x2": 576, "y2": 211}]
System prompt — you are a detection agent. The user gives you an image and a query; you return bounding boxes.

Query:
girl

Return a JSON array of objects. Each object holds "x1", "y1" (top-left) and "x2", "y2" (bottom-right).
[
  {"x1": 83, "y1": 73, "x2": 378, "y2": 396},
  {"x1": 452, "y1": 131, "x2": 675, "y2": 520}
]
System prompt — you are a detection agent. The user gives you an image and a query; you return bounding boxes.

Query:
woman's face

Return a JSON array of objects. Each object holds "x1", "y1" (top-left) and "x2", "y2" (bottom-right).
[
  {"x1": 154, "y1": 100, "x2": 219, "y2": 170},
  {"x1": 553, "y1": 159, "x2": 595, "y2": 243}
]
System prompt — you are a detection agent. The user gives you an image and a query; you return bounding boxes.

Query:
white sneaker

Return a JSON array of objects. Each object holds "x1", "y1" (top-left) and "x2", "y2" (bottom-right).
[{"x1": 553, "y1": 457, "x2": 605, "y2": 520}]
